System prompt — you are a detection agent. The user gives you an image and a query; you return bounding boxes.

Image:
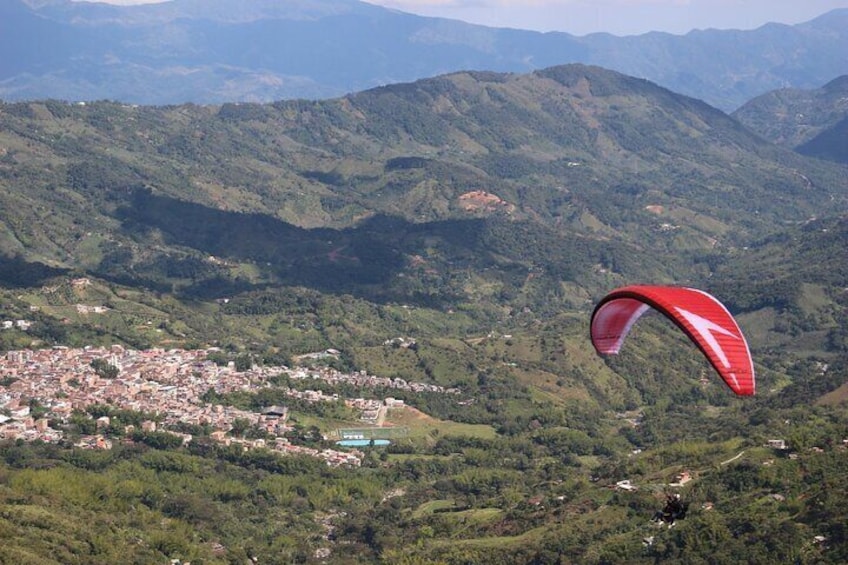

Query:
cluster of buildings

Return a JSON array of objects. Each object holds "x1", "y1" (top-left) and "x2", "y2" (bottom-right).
[
  {"x1": 1, "y1": 319, "x2": 33, "y2": 331},
  {"x1": 0, "y1": 346, "x2": 449, "y2": 466}
]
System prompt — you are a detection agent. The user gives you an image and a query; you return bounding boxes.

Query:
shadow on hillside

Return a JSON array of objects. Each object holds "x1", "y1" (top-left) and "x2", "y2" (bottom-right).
[
  {"x1": 113, "y1": 188, "x2": 488, "y2": 306},
  {"x1": 0, "y1": 255, "x2": 69, "y2": 289}
]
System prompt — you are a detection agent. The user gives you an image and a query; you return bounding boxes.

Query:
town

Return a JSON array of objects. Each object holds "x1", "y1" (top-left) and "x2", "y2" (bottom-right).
[{"x1": 0, "y1": 346, "x2": 458, "y2": 467}]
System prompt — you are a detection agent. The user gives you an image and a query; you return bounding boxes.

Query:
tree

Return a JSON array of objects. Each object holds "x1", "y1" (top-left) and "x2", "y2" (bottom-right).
[
  {"x1": 90, "y1": 358, "x2": 119, "y2": 379},
  {"x1": 234, "y1": 353, "x2": 253, "y2": 372},
  {"x1": 230, "y1": 417, "x2": 252, "y2": 438}
]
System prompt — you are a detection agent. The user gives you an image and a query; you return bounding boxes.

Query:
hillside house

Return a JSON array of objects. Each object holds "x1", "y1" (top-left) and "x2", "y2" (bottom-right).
[
  {"x1": 262, "y1": 405, "x2": 288, "y2": 419},
  {"x1": 669, "y1": 470, "x2": 692, "y2": 486}
]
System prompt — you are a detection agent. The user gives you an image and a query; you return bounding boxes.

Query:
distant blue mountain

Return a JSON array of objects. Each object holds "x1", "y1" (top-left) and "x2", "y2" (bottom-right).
[{"x1": 2, "y1": 0, "x2": 847, "y2": 110}]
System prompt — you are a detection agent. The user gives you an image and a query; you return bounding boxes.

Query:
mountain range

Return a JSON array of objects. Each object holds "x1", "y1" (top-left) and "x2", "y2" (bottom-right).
[{"x1": 2, "y1": 0, "x2": 847, "y2": 111}]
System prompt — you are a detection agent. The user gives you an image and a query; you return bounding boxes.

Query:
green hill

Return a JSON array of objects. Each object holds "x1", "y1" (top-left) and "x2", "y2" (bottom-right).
[
  {"x1": 1, "y1": 63, "x2": 846, "y2": 408},
  {"x1": 1, "y1": 65, "x2": 845, "y2": 301},
  {"x1": 732, "y1": 75, "x2": 848, "y2": 151}
]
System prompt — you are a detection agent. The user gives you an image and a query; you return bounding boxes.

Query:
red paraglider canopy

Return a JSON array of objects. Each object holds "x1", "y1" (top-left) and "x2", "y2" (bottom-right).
[{"x1": 590, "y1": 285, "x2": 755, "y2": 395}]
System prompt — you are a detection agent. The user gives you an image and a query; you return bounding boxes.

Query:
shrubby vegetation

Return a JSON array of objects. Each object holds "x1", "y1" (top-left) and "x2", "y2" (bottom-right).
[{"x1": 3, "y1": 371, "x2": 845, "y2": 564}]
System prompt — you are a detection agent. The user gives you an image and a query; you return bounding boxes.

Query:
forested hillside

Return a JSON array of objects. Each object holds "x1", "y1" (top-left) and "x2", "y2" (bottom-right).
[
  {"x1": 733, "y1": 75, "x2": 848, "y2": 164},
  {"x1": 0, "y1": 64, "x2": 847, "y2": 563},
  {"x1": 1, "y1": 65, "x2": 845, "y2": 293}
]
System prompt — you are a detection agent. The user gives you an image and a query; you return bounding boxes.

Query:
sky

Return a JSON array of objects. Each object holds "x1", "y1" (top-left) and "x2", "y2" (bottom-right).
[{"x1": 80, "y1": 0, "x2": 848, "y2": 36}]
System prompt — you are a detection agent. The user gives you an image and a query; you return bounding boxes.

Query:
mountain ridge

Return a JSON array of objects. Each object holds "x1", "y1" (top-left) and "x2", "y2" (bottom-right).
[
  {"x1": 1, "y1": 64, "x2": 845, "y2": 314},
  {"x1": 3, "y1": 0, "x2": 847, "y2": 111},
  {"x1": 733, "y1": 74, "x2": 848, "y2": 148}
]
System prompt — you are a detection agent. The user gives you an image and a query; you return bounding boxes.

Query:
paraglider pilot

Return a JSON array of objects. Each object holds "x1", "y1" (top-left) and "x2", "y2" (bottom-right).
[{"x1": 653, "y1": 493, "x2": 687, "y2": 525}]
